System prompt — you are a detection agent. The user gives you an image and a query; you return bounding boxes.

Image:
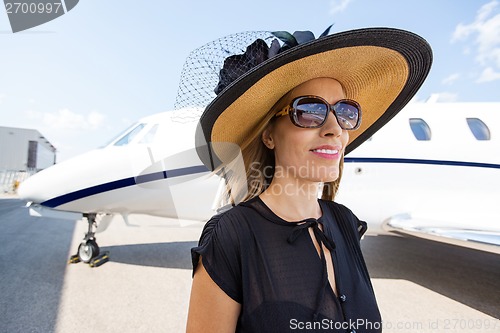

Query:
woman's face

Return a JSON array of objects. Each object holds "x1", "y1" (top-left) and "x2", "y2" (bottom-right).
[{"x1": 263, "y1": 77, "x2": 349, "y2": 184}]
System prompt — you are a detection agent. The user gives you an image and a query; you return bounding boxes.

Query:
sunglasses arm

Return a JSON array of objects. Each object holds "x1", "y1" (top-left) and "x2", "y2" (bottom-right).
[{"x1": 275, "y1": 105, "x2": 292, "y2": 118}]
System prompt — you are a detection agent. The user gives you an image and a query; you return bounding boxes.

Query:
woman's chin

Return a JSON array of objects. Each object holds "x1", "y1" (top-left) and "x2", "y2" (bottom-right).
[{"x1": 316, "y1": 170, "x2": 340, "y2": 183}]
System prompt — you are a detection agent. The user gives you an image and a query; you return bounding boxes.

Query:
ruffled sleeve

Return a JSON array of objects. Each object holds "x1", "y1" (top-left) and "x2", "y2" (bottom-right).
[
  {"x1": 356, "y1": 217, "x2": 368, "y2": 240},
  {"x1": 191, "y1": 213, "x2": 243, "y2": 303},
  {"x1": 332, "y1": 202, "x2": 368, "y2": 240}
]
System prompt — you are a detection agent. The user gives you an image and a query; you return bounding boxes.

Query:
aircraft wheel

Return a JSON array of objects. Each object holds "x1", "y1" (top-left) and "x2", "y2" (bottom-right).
[{"x1": 78, "y1": 239, "x2": 100, "y2": 263}]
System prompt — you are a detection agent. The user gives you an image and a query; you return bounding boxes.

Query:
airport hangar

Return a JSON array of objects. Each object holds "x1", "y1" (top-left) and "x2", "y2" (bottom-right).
[{"x1": 0, "y1": 126, "x2": 56, "y2": 191}]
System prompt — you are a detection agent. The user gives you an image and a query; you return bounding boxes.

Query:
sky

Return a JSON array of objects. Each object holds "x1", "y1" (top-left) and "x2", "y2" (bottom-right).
[{"x1": 1, "y1": 0, "x2": 499, "y2": 162}]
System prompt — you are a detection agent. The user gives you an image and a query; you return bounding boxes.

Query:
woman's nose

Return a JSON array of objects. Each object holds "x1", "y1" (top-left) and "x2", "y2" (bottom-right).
[{"x1": 320, "y1": 110, "x2": 343, "y2": 137}]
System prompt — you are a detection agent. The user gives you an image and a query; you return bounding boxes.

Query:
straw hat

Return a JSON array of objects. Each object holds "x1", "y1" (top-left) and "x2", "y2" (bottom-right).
[{"x1": 188, "y1": 27, "x2": 433, "y2": 170}]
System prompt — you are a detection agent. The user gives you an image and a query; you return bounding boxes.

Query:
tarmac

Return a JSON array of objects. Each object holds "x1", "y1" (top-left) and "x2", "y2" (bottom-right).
[{"x1": 0, "y1": 195, "x2": 499, "y2": 333}]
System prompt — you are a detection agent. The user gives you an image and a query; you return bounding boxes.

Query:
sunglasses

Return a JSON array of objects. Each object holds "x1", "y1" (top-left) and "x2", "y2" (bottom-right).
[{"x1": 275, "y1": 95, "x2": 361, "y2": 130}]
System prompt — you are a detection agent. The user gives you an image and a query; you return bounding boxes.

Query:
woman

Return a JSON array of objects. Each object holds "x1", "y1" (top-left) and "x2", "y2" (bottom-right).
[{"x1": 185, "y1": 27, "x2": 432, "y2": 332}]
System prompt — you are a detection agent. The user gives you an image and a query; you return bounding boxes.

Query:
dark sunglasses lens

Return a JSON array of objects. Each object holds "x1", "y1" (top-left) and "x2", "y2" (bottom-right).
[
  {"x1": 294, "y1": 98, "x2": 328, "y2": 127},
  {"x1": 334, "y1": 101, "x2": 359, "y2": 129}
]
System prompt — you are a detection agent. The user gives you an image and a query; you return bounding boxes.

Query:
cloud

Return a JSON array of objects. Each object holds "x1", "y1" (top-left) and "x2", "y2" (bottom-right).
[
  {"x1": 477, "y1": 66, "x2": 500, "y2": 82},
  {"x1": 452, "y1": 1, "x2": 500, "y2": 82},
  {"x1": 452, "y1": 1, "x2": 499, "y2": 41},
  {"x1": 424, "y1": 91, "x2": 458, "y2": 103},
  {"x1": 434, "y1": 92, "x2": 459, "y2": 102},
  {"x1": 329, "y1": 0, "x2": 353, "y2": 15},
  {"x1": 442, "y1": 73, "x2": 460, "y2": 85},
  {"x1": 87, "y1": 111, "x2": 106, "y2": 129},
  {"x1": 0, "y1": 93, "x2": 5, "y2": 104},
  {"x1": 26, "y1": 109, "x2": 106, "y2": 130}
]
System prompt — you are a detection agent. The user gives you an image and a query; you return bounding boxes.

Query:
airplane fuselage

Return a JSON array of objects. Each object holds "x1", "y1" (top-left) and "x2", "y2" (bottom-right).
[{"x1": 18, "y1": 102, "x2": 500, "y2": 252}]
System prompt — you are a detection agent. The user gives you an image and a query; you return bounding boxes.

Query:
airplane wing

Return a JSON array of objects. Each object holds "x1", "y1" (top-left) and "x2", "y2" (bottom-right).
[{"x1": 385, "y1": 213, "x2": 500, "y2": 254}]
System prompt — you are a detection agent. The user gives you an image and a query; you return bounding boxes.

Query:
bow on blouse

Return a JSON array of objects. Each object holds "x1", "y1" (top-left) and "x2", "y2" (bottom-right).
[{"x1": 287, "y1": 220, "x2": 336, "y2": 321}]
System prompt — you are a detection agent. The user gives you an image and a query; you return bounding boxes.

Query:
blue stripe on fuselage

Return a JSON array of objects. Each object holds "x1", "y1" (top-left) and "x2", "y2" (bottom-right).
[
  {"x1": 344, "y1": 157, "x2": 500, "y2": 169},
  {"x1": 41, "y1": 159, "x2": 499, "y2": 208},
  {"x1": 41, "y1": 165, "x2": 209, "y2": 208}
]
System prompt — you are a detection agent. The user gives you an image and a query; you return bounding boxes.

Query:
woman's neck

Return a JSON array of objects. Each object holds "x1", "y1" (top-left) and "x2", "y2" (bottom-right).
[{"x1": 259, "y1": 177, "x2": 322, "y2": 222}]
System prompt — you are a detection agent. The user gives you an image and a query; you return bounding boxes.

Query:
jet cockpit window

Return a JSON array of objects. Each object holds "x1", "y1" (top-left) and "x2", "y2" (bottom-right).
[
  {"x1": 139, "y1": 124, "x2": 158, "y2": 144},
  {"x1": 114, "y1": 123, "x2": 146, "y2": 146},
  {"x1": 466, "y1": 118, "x2": 490, "y2": 141},
  {"x1": 409, "y1": 118, "x2": 432, "y2": 141}
]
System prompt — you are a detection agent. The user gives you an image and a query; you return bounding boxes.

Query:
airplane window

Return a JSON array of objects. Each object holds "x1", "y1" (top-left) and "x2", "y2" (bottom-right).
[
  {"x1": 409, "y1": 118, "x2": 431, "y2": 141},
  {"x1": 101, "y1": 123, "x2": 138, "y2": 147},
  {"x1": 466, "y1": 118, "x2": 491, "y2": 140},
  {"x1": 139, "y1": 124, "x2": 158, "y2": 144},
  {"x1": 114, "y1": 123, "x2": 146, "y2": 146}
]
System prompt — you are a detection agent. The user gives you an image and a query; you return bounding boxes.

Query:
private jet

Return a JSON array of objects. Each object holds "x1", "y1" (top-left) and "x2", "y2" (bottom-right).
[{"x1": 18, "y1": 99, "x2": 500, "y2": 265}]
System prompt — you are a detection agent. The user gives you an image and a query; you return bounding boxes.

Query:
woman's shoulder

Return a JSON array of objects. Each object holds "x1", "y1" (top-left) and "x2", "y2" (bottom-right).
[
  {"x1": 319, "y1": 199, "x2": 368, "y2": 239},
  {"x1": 319, "y1": 199, "x2": 355, "y2": 217},
  {"x1": 199, "y1": 201, "x2": 257, "y2": 243},
  {"x1": 206, "y1": 201, "x2": 255, "y2": 226}
]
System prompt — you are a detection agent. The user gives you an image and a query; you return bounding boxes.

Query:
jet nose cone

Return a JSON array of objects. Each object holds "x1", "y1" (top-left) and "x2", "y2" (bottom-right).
[
  {"x1": 17, "y1": 168, "x2": 55, "y2": 204},
  {"x1": 17, "y1": 174, "x2": 39, "y2": 202}
]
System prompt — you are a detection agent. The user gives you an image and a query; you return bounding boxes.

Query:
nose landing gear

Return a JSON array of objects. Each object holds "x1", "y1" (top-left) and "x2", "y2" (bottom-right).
[{"x1": 69, "y1": 213, "x2": 109, "y2": 267}]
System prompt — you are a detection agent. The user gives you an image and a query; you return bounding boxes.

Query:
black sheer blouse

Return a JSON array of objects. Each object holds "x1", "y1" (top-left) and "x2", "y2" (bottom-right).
[{"x1": 191, "y1": 197, "x2": 382, "y2": 333}]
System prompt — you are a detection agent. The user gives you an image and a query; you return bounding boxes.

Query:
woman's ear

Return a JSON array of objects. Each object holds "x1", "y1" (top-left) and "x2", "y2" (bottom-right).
[{"x1": 261, "y1": 127, "x2": 275, "y2": 150}]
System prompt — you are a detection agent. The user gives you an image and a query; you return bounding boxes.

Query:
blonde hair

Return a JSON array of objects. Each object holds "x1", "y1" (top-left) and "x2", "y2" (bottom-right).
[{"x1": 217, "y1": 88, "x2": 345, "y2": 207}]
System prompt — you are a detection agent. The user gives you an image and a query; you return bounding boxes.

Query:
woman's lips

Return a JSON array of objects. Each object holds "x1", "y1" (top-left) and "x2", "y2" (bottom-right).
[{"x1": 310, "y1": 145, "x2": 342, "y2": 160}]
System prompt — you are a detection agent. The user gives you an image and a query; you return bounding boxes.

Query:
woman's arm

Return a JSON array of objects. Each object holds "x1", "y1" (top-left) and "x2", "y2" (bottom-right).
[{"x1": 186, "y1": 258, "x2": 241, "y2": 333}]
